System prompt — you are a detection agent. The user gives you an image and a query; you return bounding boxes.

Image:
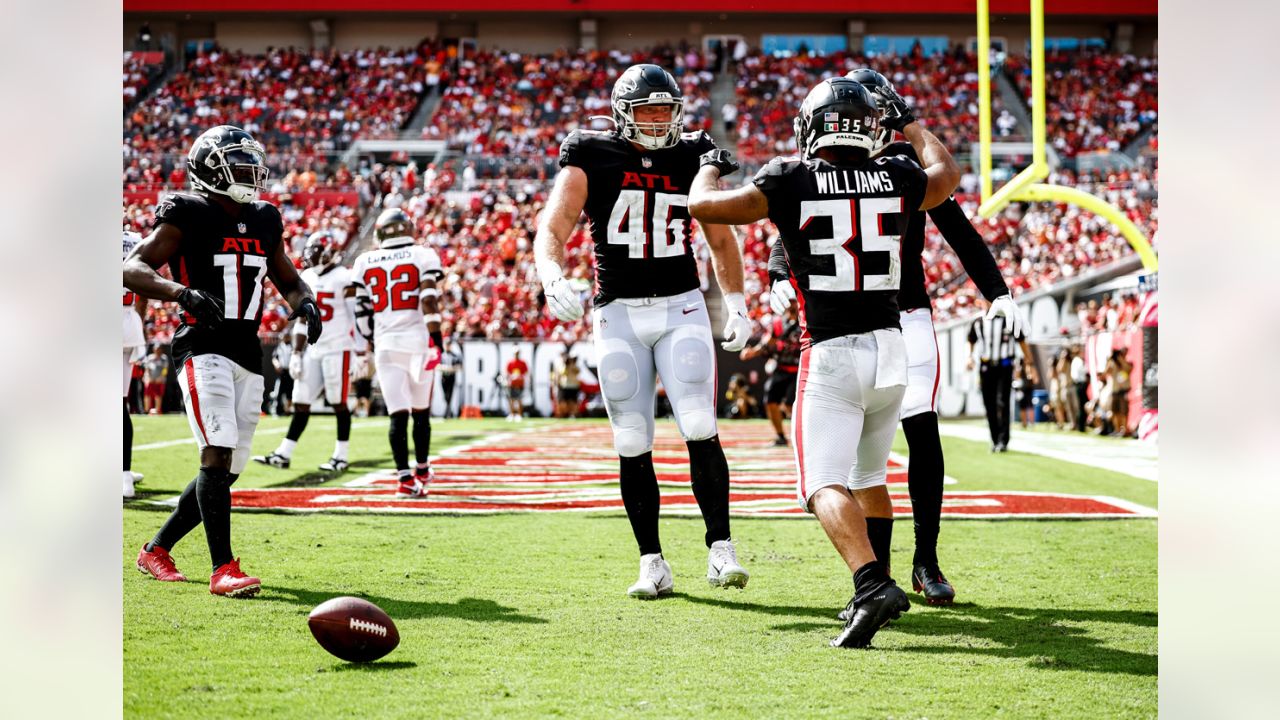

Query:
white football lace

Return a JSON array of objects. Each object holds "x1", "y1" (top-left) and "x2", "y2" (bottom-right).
[{"x1": 646, "y1": 556, "x2": 666, "y2": 579}]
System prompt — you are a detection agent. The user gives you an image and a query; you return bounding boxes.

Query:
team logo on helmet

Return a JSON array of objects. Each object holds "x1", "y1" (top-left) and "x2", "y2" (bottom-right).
[{"x1": 610, "y1": 64, "x2": 685, "y2": 151}]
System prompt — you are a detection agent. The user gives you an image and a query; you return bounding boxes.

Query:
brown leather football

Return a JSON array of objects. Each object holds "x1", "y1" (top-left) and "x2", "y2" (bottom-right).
[{"x1": 307, "y1": 596, "x2": 400, "y2": 662}]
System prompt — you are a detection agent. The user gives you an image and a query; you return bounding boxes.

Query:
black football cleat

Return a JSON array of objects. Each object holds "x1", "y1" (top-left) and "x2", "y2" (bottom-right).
[
  {"x1": 831, "y1": 583, "x2": 909, "y2": 649},
  {"x1": 911, "y1": 564, "x2": 956, "y2": 606}
]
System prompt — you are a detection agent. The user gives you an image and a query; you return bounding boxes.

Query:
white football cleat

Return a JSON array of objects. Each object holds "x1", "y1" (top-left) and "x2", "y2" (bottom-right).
[
  {"x1": 123, "y1": 470, "x2": 136, "y2": 499},
  {"x1": 627, "y1": 553, "x2": 674, "y2": 599},
  {"x1": 707, "y1": 540, "x2": 749, "y2": 588}
]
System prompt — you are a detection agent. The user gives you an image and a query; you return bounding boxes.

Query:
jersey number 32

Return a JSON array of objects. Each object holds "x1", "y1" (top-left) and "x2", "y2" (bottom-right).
[{"x1": 801, "y1": 197, "x2": 903, "y2": 292}]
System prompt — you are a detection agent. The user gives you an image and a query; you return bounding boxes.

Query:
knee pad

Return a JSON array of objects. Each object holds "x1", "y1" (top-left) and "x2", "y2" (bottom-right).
[
  {"x1": 611, "y1": 413, "x2": 653, "y2": 458},
  {"x1": 599, "y1": 350, "x2": 640, "y2": 402},
  {"x1": 672, "y1": 336, "x2": 712, "y2": 385},
  {"x1": 677, "y1": 407, "x2": 717, "y2": 442}
]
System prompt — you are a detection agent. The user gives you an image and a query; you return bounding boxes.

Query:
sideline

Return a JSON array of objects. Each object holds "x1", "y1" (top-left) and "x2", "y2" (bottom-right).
[{"x1": 938, "y1": 421, "x2": 1157, "y2": 482}]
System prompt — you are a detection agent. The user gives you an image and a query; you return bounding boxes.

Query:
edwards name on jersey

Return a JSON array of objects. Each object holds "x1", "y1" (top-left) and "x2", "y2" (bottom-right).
[
  {"x1": 754, "y1": 153, "x2": 926, "y2": 346},
  {"x1": 351, "y1": 241, "x2": 443, "y2": 354},
  {"x1": 155, "y1": 192, "x2": 284, "y2": 374},
  {"x1": 559, "y1": 128, "x2": 716, "y2": 304}
]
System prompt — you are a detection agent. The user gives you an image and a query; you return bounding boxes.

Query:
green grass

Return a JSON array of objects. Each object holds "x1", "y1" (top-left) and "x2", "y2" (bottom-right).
[{"x1": 124, "y1": 416, "x2": 1156, "y2": 719}]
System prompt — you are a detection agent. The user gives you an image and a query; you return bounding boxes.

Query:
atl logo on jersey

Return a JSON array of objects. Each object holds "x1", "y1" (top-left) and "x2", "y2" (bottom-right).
[
  {"x1": 621, "y1": 172, "x2": 679, "y2": 191},
  {"x1": 221, "y1": 237, "x2": 265, "y2": 254}
]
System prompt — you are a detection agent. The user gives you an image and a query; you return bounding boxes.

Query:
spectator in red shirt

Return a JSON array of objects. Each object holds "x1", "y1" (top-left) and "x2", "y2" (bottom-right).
[{"x1": 505, "y1": 352, "x2": 529, "y2": 422}]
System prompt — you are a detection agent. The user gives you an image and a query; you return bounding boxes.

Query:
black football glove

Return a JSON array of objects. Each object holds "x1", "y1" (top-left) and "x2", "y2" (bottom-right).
[
  {"x1": 177, "y1": 288, "x2": 224, "y2": 327},
  {"x1": 290, "y1": 297, "x2": 323, "y2": 345},
  {"x1": 699, "y1": 149, "x2": 740, "y2": 178},
  {"x1": 874, "y1": 85, "x2": 916, "y2": 132}
]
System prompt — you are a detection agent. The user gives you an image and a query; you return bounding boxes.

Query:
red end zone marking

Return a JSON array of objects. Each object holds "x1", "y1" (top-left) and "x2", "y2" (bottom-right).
[{"x1": 210, "y1": 424, "x2": 1154, "y2": 519}]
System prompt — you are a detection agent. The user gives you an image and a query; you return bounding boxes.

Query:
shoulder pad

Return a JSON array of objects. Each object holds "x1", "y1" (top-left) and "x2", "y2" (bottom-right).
[
  {"x1": 752, "y1": 155, "x2": 806, "y2": 194},
  {"x1": 880, "y1": 140, "x2": 916, "y2": 162}
]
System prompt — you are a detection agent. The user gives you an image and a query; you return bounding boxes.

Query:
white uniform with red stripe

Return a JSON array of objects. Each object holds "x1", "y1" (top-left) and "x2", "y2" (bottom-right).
[
  {"x1": 791, "y1": 331, "x2": 906, "y2": 510},
  {"x1": 899, "y1": 308, "x2": 940, "y2": 418},
  {"x1": 178, "y1": 353, "x2": 264, "y2": 475},
  {"x1": 292, "y1": 264, "x2": 357, "y2": 407},
  {"x1": 351, "y1": 237, "x2": 443, "y2": 414},
  {"x1": 123, "y1": 231, "x2": 146, "y2": 396}
]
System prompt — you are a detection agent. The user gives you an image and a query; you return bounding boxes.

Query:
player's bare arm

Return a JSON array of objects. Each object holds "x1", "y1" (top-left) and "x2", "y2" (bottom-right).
[
  {"x1": 535, "y1": 165, "x2": 589, "y2": 321},
  {"x1": 420, "y1": 276, "x2": 444, "y2": 351},
  {"x1": 688, "y1": 168, "x2": 770, "y2": 226},
  {"x1": 901, "y1": 122, "x2": 960, "y2": 211},
  {"x1": 124, "y1": 224, "x2": 187, "y2": 302},
  {"x1": 702, "y1": 223, "x2": 745, "y2": 296}
]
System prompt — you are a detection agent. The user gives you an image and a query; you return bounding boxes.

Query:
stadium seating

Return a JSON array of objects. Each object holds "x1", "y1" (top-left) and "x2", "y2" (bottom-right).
[{"x1": 1005, "y1": 50, "x2": 1158, "y2": 156}]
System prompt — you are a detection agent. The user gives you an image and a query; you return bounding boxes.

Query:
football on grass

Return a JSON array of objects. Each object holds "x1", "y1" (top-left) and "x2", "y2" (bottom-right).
[{"x1": 308, "y1": 596, "x2": 400, "y2": 662}]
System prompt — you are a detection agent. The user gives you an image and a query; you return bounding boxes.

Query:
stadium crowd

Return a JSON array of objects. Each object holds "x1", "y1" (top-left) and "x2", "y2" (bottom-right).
[
  {"x1": 123, "y1": 41, "x2": 1158, "y2": 373},
  {"x1": 1005, "y1": 50, "x2": 1158, "y2": 156}
]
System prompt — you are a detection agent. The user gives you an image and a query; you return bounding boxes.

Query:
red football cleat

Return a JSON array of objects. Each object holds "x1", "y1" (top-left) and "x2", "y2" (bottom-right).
[
  {"x1": 136, "y1": 544, "x2": 188, "y2": 582},
  {"x1": 209, "y1": 559, "x2": 261, "y2": 598}
]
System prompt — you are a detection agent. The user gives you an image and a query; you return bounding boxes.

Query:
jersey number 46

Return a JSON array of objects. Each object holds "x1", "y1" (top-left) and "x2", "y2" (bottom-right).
[
  {"x1": 801, "y1": 197, "x2": 903, "y2": 292},
  {"x1": 607, "y1": 190, "x2": 690, "y2": 259}
]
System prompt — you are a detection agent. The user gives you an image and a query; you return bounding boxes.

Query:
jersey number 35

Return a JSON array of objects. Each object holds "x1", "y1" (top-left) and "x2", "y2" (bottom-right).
[{"x1": 801, "y1": 197, "x2": 903, "y2": 292}]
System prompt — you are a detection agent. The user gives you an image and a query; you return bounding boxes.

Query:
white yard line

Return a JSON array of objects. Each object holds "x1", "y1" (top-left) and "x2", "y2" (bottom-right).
[
  {"x1": 134, "y1": 420, "x2": 475, "y2": 451},
  {"x1": 937, "y1": 422, "x2": 1158, "y2": 482}
]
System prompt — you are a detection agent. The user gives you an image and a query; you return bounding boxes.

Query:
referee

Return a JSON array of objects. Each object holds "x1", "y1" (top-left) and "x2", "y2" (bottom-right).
[{"x1": 967, "y1": 300, "x2": 1038, "y2": 452}]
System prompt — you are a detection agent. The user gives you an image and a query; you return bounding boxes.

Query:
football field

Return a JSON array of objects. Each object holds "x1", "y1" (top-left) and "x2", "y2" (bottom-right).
[{"x1": 124, "y1": 415, "x2": 1157, "y2": 718}]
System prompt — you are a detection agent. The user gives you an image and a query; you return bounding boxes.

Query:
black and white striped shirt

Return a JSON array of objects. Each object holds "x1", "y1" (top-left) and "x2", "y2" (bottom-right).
[{"x1": 968, "y1": 315, "x2": 1023, "y2": 365}]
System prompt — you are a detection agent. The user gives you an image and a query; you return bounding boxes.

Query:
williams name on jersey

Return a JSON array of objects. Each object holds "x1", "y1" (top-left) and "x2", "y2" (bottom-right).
[
  {"x1": 558, "y1": 128, "x2": 717, "y2": 304},
  {"x1": 155, "y1": 192, "x2": 284, "y2": 373}
]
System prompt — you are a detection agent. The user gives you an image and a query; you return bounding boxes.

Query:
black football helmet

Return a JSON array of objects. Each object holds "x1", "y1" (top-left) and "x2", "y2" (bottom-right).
[
  {"x1": 792, "y1": 78, "x2": 880, "y2": 163},
  {"x1": 303, "y1": 230, "x2": 340, "y2": 269},
  {"x1": 187, "y1": 125, "x2": 269, "y2": 204},
  {"x1": 375, "y1": 208, "x2": 414, "y2": 246},
  {"x1": 846, "y1": 68, "x2": 897, "y2": 153},
  {"x1": 611, "y1": 64, "x2": 684, "y2": 150}
]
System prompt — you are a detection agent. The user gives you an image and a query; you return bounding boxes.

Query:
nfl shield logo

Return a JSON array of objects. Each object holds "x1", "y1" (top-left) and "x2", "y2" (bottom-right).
[
  {"x1": 641, "y1": 157, "x2": 653, "y2": 168},
  {"x1": 237, "y1": 223, "x2": 247, "y2": 234}
]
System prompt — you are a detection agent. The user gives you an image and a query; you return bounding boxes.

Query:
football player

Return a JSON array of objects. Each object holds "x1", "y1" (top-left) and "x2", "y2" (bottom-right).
[
  {"x1": 687, "y1": 78, "x2": 961, "y2": 647},
  {"x1": 534, "y1": 64, "x2": 754, "y2": 598},
  {"x1": 766, "y1": 69, "x2": 1029, "y2": 607},
  {"x1": 739, "y1": 294, "x2": 802, "y2": 446},
  {"x1": 127, "y1": 125, "x2": 322, "y2": 598},
  {"x1": 123, "y1": 230, "x2": 147, "y2": 499},
  {"x1": 254, "y1": 231, "x2": 361, "y2": 473},
  {"x1": 351, "y1": 208, "x2": 445, "y2": 498}
]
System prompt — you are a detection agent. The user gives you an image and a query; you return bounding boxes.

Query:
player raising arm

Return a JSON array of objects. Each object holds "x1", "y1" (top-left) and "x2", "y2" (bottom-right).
[
  {"x1": 126, "y1": 125, "x2": 321, "y2": 598},
  {"x1": 689, "y1": 78, "x2": 959, "y2": 648}
]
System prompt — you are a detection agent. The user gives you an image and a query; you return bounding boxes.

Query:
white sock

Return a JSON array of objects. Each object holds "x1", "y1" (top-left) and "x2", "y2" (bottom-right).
[
  {"x1": 333, "y1": 441, "x2": 349, "y2": 461},
  {"x1": 277, "y1": 439, "x2": 297, "y2": 458}
]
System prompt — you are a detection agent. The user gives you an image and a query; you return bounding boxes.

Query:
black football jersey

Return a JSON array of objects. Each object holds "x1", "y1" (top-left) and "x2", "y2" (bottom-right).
[
  {"x1": 754, "y1": 154, "x2": 926, "y2": 346},
  {"x1": 154, "y1": 192, "x2": 284, "y2": 374},
  {"x1": 881, "y1": 142, "x2": 1009, "y2": 310},
  {"x1": 558, "y1": 129, "x2": 715, "y2": 304}
]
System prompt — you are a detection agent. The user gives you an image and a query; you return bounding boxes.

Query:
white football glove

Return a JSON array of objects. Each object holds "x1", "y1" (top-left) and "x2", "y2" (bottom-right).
[
  {"x1": 543, "y1": 276, "x2": 584, "y2": 322},
  {"x1": 985, "y1": 294, "x2": 1026, "y2": 339},
  {"x1": 720, "y1": 292, "x2": 752, "y2": 352},
  {"x1": 769, "y1": 279, "x2": 797, "y2": 316},
  {"x1": 288, "y1": 352, "x2": 303, "y2": 379}
]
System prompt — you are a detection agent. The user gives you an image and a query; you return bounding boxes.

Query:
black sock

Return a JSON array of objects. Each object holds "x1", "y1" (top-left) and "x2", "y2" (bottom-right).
[
  {"x1": 852, "y1": 560, "x2": 892, "y2": 604},
  {"x1": 286, "y1": 408, "x2": 311, "y2": 442},
  {"x1": 686, "y1": 436, "x2": 732, "y2": 546},
  {"x1": 388, "y1": 412, "x2": 409, "y2": 471},
  {"x1": 195, "y1": 466, "x2": 234, "y2": 570},
  {"x1": 411, "y1": 410, "x2": 431, "y2": 465},
  {"x1": 149, "y1": 476, "x2": 201, "y2": 551},
  {"x1": 902, "y1": 412, "x2": 944, "y2": 567},
  {"x1": 619, "y1": 453, "x2": 662, "y2": 555},
  {"x1": 865, "y1": 517, "x2": 894, "y2": 573},
  {"x1": 124, "y1": 401, "x2": 133, "y2": 472},
  {"x1": 335, "y1": 410, "x2": 351, "y2": 442}
]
